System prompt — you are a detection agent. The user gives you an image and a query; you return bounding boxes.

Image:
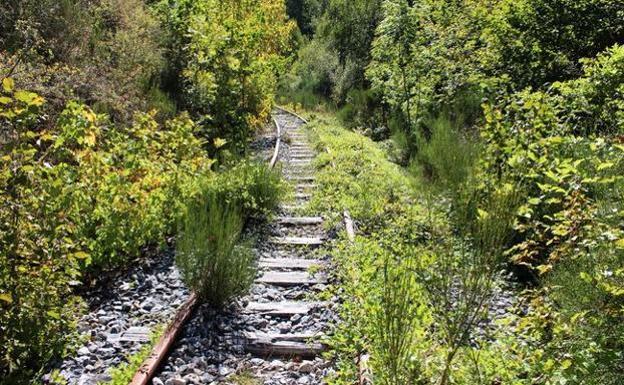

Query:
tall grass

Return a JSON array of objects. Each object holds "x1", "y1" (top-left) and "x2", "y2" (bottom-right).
[
  {"x1": 414, "y1": 110, "x2": 522, "y2": 385},
  {"x1": 416, "y1": 113, "x2": 479, "y2": 192},
  {"x1": 176, "y1": 189, "x2": 255, "y2": 307},
  {"x1": 372, "y1": 249, "x2": 424, "y2": 385}
]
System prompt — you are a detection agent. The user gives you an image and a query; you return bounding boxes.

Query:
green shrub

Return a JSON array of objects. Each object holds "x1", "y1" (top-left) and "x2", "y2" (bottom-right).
[
  {"x1": 371, "y1": 247, "x2": 425, "y2": 385},
  {"x1": 0, "y1": 0, "x2": 167, "y2": 124},
  {"x1": 416, "y1": 114, "x2": 479, "y2": 193},
  {"x1": 157, "y1": 0, "x2": 296, "y2": 149},
  {"x1": 212, "y1": 161, "x2": 284, "y2": 219},
  {"x1": 176, "y1": 161, "x2": 282, "y2": 306},
  {"x1": 0, "y1": 83, "x2": 84, "y2": 383},
  {"x1": 176, "y1": 187, "x2": 251, "y2": 307},
  {"x1": 307, "y1": 115, "x2": 413, "y2": 228}
]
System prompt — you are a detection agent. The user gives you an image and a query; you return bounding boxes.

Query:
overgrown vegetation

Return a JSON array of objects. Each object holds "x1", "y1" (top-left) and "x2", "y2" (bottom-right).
[
  {"x1": 177, "y1": 163, "x2": 282, "y2": 307},
  {"x1": 3, "y1": 0, "x2": 624, "y2": 383},
  {"x1": 285, "y1": 0, "x2": 624, "y2": 383},
  {"x1": 0, "y1": 1, "x2": 293, "y2": 382},
  {"x1": 309, "y1": 116, "x2": 565, "y2": 385}
]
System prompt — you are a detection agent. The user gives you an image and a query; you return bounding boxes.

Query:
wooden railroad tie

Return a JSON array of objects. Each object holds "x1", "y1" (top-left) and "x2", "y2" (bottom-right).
[
  {"x1": 259, "y1": 258, "x2": 322, "y2": 269},
  {"x1": 270, "y1": 236, "x2": 324, "y2": 246},
  {"x1": 244, "y1": 300, "x2": 327, "y2": 316},
  {"x1": 256, "y1": 271, "x2": 327, "y2": 286}
]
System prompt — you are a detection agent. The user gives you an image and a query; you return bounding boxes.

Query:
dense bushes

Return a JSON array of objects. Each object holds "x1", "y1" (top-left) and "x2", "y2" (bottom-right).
[
  {"x1": 0, "y1": 83, "x2": 212, "y2": 382},
  {"x1": 0, "y1": 0, "x2": 167, "y2": 123},
  {"x1": 286, "y1": 0, "x2": 624, "y2": 383},
  {"x1": 1, "y1": 1, "x2": 294, "y2": 381},
  {"x1": 309, "y1": 118, "x2": 547, "y2": 385},
  {"x1": 157, "y1": 0, "x2": 296, "y2": 150},
  {"x1": 287, "y1": 0, "x2": 624, "y2": 138},
  {"x1": 177, "y1": 191, "x2": 254, "y2": 307},
  {"x1": 281, "y1": 0, "x2": 383, "y2": 107}
]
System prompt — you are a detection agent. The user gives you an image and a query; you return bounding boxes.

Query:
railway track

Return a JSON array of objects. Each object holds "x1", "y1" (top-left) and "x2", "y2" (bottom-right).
[
  {"x1": 140, "y1": 108, "x2": 337, "y2": 385},
  {"x1": 48, "y1": 108, "x2": 338, "y2": 385}
]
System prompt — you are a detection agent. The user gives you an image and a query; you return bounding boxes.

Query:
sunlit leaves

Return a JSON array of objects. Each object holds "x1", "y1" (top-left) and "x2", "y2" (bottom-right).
[
  {"x1": 2, "y1": 78, "x2": 14, "y2": 93},
  {"x1": 1, "y1": 87, "x2": 213, "y2": 380},
  {"x1": 164, "y1": 0, "x2": 295, "y2": 149}
]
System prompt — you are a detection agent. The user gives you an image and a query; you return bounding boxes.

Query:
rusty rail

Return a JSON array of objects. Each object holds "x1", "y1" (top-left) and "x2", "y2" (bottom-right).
[
  {"x1": 129, "y1": 110, "x2": 284, "y2": 385},
  {"x1": 129, "y1": 293, "x2": 197, "y2": 385}
]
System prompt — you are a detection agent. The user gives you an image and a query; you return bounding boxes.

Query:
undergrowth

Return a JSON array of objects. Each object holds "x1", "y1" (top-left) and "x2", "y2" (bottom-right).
[{"x1": 309, "y1": 115, "x2": 552, "y2": 385}]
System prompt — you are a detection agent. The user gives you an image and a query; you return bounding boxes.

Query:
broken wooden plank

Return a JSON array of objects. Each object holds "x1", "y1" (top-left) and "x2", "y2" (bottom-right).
[
  {"x1": 256, "y1": 271, "x2": 327, "y2": 286},
  {"x1": 119, "y1": 326, "x2": 150, "y2": 342},
  {"x1": 295, "y1": 183, "x2": 317, "y2": 190},
  {"x1": 244, "y1": 301, "x2": 325, "y2": 316},
  {"x1": 344, "y1": 210, "x2": 356, "y2": 242},
  {"x1": 279, "y1": 204, "x2": 302, "y2": 211},
  {"x1": 287, "y1": 175, "x2": 316, "y2": 182},
  {"x1": 270, "y1": 236, "x2": 323, "y2": 246},
  {"x1": 245, "y1": 339, "x2": 325, "y2": 358},
  {"x1": 359, "y1": 353, "x2": 373, "y2": 385},
  {"x1": 277, "y1": 216, "x2": 323, "y2": 225},
  {"x1": 244, "y1": 331, "x2": 323, "y2": 342},
  {"x1": 259, "y1": 257, "x2": 323, "y2": 269}
]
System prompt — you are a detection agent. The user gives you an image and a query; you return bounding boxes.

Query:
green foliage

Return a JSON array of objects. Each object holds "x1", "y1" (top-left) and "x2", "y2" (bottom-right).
[
  {"x1": 176, "y1": 162, "x2": 282, "y2": 306},
  {"x1": 476, "y1": 47, "x2": 624, "y2": 383},
  {"x1": 307, "y1": 115, "x2": 413, "y2": 228},
  {"x1": 371, "y1": 247, "x2": 426, "y2": 385},
  {"x1": 315, "y1": 0, "x2": 383, "y2": 101},
  {"x1": 311, "y1": 116, "x2": 537, "y2": 385},
  {"x1": 484, "y1": 0, "x2": 624, "y2": 89},
  {"x1": 278, "y1": 39, "x2": 339, "y2": 109},
  {"x1": 415, "y1": 114, "x2": 479, "y2": 192},
  {"x1": 0, "y1": 85, "x2": 211, "y2": 382},
  {"x1": 284, "y1": 0, "x2": 383, "y2": 106},
  {"x1": 286, "y1": 0, "x2": 327, "y2": 36},
  {"x1": 0, "y1": 0, "x2": 168, "y2": 122},
  {"x1": 0, "y1": 1, "x2": 293, "y2": 383},
  {"x1": 365, "y1": 0, "x2": 624, "y2": 140},
  {"x1": 177, "y1": 189, "x2": 253, "y2": 307},
  {"x1": 211, "y1": 161, "x2": 284, "y2": 219},
  {"x1": 553, "y1": 44, "x2": 624, "y2": 136},
  {"x1": 290, "y1": 1, "x2": 624, "y2": 384},
  {"x1": 0, "y1": 83, "x2": 83, "y2": 384},
  {"x1": 157, "y1": 0, "x2": 296, "y2": 149}
]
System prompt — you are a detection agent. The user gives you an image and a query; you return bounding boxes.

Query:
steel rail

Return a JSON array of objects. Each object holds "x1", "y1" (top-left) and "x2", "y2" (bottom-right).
[{"x1": 274, "y1": 105, "x2": 308, "y2": 124}]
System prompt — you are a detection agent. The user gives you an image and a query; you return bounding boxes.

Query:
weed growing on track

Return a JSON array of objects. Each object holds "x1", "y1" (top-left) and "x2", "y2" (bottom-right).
[
  {"x1": 177, "y1": 162, "x2": 283, "y2": 307},
  {"x1": 100, "y1": 326, "x2": 164, "y2": 385},
  {"x1": 310, "y1": 115, "x2": 541, "y2": 385},
  {"x1": 177, "y1": 190, "x2": 254, "y2": 307}
]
